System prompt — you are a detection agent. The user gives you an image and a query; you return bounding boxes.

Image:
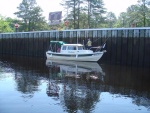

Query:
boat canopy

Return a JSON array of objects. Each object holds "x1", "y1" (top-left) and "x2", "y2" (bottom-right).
[{"x1": 50, "y1": 41, "x2": 66, "y2": 47}]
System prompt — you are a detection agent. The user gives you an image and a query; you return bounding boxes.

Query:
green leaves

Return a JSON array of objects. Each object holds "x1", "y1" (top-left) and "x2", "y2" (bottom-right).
[
  {"x1": 14, "y1": 0, "x2": 49, "y2": 31},
  {"x1": 0, "y1": 16, "x2": 13, "y2": 33},
  {"x1": 61, "y1": 0, "x2": 106, "y2": 29}
]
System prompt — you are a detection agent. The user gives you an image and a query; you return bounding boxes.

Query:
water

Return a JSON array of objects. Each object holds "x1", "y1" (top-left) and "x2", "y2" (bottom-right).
[{"x1": 0, "y1": 56, "x2": 150, "y2": 113}]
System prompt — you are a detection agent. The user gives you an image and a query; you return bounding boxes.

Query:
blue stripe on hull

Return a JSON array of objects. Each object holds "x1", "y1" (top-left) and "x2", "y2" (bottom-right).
[{"x1": 47, "y1": 53, "x2": 94, "y2": 57}]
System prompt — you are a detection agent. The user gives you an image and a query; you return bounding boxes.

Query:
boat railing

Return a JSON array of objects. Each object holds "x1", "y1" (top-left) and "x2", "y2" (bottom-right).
[{"x1": 89, "y1": 46, "x2": 103, "y2": 52}]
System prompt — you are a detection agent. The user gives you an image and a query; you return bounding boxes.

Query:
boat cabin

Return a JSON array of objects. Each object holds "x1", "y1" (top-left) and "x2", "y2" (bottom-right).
[
  {"x1": 48, "y1": 41, "x2": 103, "y2": 54},
  {"x1": 62, "y1": 44, "x2": 84, "y2": 50},
  {"x1": 60, "y1": 44, "x2": 88, "y2": 53}
]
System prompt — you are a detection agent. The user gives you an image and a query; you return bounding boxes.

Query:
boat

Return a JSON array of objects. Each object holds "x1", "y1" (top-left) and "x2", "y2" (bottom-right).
[{"x1": 46, "y1": 41, "x2": 106, "y2": 62}]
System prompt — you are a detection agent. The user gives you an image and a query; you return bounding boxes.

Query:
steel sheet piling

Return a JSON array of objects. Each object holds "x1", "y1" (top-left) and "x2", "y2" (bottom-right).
[{"x1": 0, "y1": 28, "x2": 150, "y2": 67}]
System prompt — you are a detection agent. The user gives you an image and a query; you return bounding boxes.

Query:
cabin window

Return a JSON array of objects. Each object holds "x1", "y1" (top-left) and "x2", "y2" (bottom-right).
[
  {"x1": 78, "y1": 46, "x2": 83, "y2": 50},
  {"x1": 68, "y1": 46, "x2": 76, "y2": 50},
  {"x1": 74, "y1": 47, "x2": 76, "y2": 50},
  {"x1": 62, "y1": 46, "x2": 67, "y2": 50}
]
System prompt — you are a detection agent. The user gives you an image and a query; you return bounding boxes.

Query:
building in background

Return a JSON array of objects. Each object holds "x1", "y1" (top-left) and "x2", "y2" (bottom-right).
[{"x1": 48, "y1": 11, "x2": 62, "y2": 26}]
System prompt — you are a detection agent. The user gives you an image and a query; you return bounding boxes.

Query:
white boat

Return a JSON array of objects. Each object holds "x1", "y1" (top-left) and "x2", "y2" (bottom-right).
[{"x1": 46, "y1": 41, "x2": 106, "y2": 62}]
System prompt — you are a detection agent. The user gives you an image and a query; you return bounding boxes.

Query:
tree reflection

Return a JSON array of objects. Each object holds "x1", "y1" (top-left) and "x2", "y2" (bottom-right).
[
  {"x1": 62, "y1": 83, "x2": 100, "y2": 113},
  {"x1": 46, "y1": 80, "x2": 59, "y2": 97},
  {"x1": 46, "y1": 60, "x2": 103, "y2": 112},
  {"x1": 15, "y1": 73, "x2": 39, "y2": 94},
  {"x1": 14, "y1": 66, "x2": 43, "y2": 98}
]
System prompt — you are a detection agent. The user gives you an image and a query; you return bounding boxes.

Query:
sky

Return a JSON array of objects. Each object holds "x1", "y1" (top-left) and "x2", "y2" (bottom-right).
[{"x1": 0, "y1": 0, "x2": 138, "y2": 20}]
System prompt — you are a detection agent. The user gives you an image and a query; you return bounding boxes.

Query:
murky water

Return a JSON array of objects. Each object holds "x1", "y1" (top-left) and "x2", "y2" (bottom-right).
[{"x1": 0, "y1": 56, "x2": 150, "y2": 113}]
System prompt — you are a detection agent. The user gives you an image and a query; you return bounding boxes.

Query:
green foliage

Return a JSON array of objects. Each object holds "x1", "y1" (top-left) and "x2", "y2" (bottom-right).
[
  {"x1": 0, "y1": 15, "x2": 13, "y2": 33},
  {"x1": 14, "y1": 0, "x2": 49, "y2": 31},
  {"x1": 105, "y1": 12, "x2": 117, "y2": 28},
  {"x1": 117, "y1": 1, "x2": 150, "y2": 27},
  {"x1": 61, "y1": 0, "x2": 106, "y2": 29}
]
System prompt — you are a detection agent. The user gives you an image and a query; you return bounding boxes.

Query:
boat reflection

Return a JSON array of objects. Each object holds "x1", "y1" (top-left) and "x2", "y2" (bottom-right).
[
  {"x1": 45, "y1": 60, "x2": 105, "y2": 97},
  {"x1": 46, "y1": 60, "x2": 105, "y2": 80}
]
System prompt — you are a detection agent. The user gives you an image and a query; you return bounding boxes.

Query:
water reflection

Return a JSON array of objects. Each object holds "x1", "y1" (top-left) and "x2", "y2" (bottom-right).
[
  {"x1": 46, "y1": 60, "x2": 105, "y2": 80},
  {"x1": 45, "y1": 60, "x2": 105, "y2": 112},
  {"x1": 0, "y1": 56, "x2": 150, "y2": 113},
  {"x1": 45, "y1": 60, "x2": 150, "y2": 112}
]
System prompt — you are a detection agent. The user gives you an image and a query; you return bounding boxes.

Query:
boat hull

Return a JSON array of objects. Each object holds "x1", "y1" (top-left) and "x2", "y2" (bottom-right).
[{"x1": 46, "y1": 51, "x2": 105, "y2": 62}]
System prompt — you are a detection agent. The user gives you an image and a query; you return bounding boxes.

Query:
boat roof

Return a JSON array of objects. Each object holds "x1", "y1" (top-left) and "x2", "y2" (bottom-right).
[
  {"x1": 63, "y1": 44, "x2": 83, "y2": 46},
  {"x1": 50, "y1": 41, "x2": 66, "y2": 45},
  {"x1": 50, "y1": 41, "x2": 66, "y2": 47},
  {"x1": 50, "y1": 41, "x2": 83, "y2": 47}
]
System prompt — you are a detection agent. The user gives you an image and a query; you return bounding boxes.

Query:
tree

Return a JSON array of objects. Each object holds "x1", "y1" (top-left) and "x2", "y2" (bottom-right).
[
  {"x1": 14, "y1": 0, "x2": 49, "y2": 31},
  {"x1": 0, "y1": 15, "x2": 13, "y2": 33},
  {"x1": 84, "y1": 0, "x2": 106, "y2": 28},
  {"x1": 61, "y1": 0, "x2": 78, "y2": 29},
  {"x1": 137, "y1": 0, "x2": 150, "y2": 26},
  {"x1": 61, "y1": 0, "x2": 106, "y2": 29},
  {"x1": 105, "y1": 12, "x2": 117, "y2": 28},
  {"x1": 116, "y1": 12, "x2": 128, "y2": 28},
  {"x1": 126, "y1": 5, "x2": 139, "y2": 27}
]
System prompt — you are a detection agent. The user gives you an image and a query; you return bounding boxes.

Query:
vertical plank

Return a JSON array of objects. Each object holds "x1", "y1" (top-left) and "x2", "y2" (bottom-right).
[
  {"x1": 110, "y1": 30, "x2": 117, "y2": 64},
  {"x1": 121, "y1": 30, "x2": 128, "y2": 65},
  {"x1": 116, "y1": 30, "x2": 122, "y2": 65},
  {"x1": 138, "y1": 29, "x2": 145, "y2": 67},
  {"x1": 144, "y1": 29, "x2": 150, "y2": 67},
  {"x1": 0, "y1": 34, "x2": 2, "y2": 55},
  {"x1": 127, "y1": 29, "x2": 133, "y2": 66},
  {"x1": 132, "y1": 29, "x2": 140, "y2": 66}
]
